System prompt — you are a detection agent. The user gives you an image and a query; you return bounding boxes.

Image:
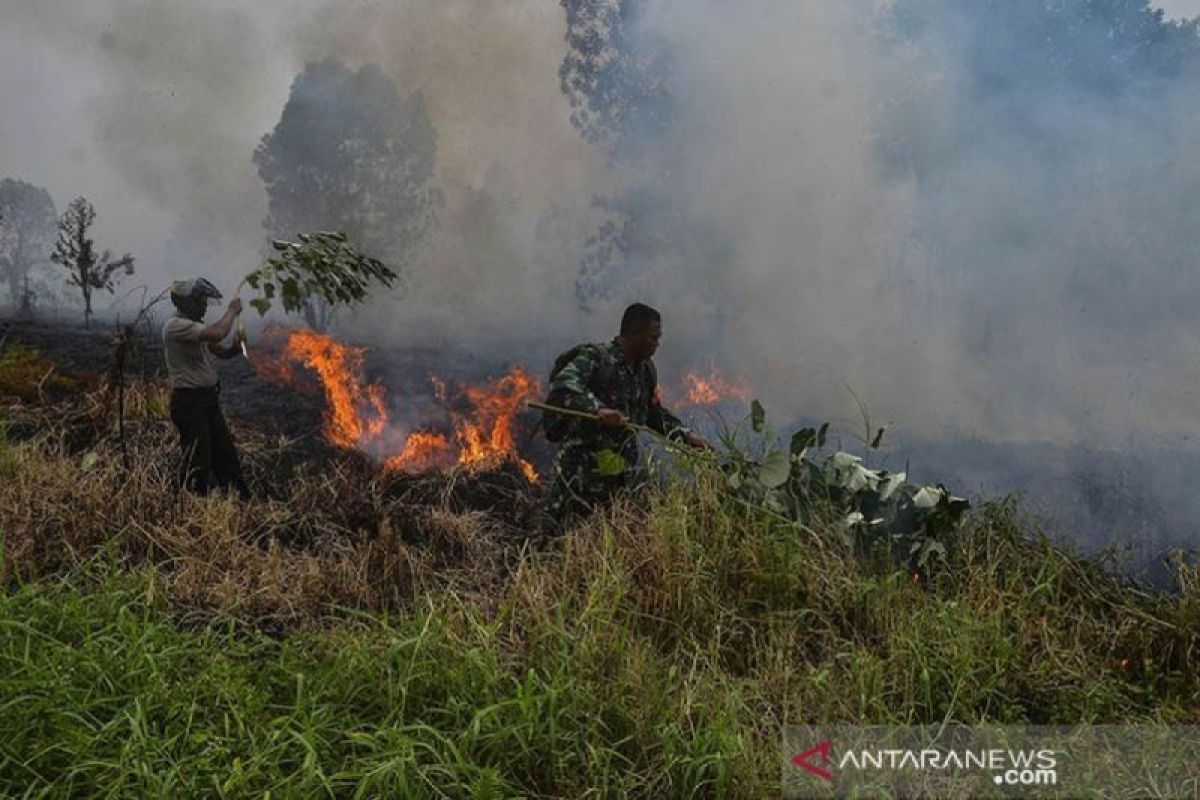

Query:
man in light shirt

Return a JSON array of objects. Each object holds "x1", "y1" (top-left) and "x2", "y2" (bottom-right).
[{"x1": 163, "y1": 278, "x2": 249, "y2": 499}]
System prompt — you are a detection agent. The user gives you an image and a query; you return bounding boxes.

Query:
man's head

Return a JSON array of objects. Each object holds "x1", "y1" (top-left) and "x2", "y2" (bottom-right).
[
  {"x1": 170, "y1": 278, "x2": 223, "y2": 322},
  {"x1": 618, "y1": 302, "x2": 662, "y2": 362}
]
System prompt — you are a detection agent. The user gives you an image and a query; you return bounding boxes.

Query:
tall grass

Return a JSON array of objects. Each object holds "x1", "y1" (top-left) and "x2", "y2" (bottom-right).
[{"x1": 0, "y1": 372, "x2": 1197, "y2": 796}]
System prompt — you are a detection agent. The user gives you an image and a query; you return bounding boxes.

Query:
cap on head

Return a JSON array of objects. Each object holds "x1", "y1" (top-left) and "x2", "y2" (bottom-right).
[
  {"x1": 170, "y1": 278, "x2": 223, "y2": 301},
  {"x1": 170, "y1": 277, "x2": 222, "y2": 319}
]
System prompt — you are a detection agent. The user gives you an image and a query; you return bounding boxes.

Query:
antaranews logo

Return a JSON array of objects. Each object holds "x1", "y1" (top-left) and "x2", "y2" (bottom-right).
[
  {"x1": 789, "y1": 736, "x2": 1059, "y2": 788},
  {"x1": 791, "y1": 740, "x2": 834, "y2": 782},
  {"x1": 788, "y1": 725, "x2": 1200, "y2": 798}
]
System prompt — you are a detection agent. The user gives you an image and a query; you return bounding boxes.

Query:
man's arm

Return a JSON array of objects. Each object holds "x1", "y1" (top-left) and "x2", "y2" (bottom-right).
[
  {"x1": 197, "y1": 299, "x2": 242, "y2": 343},
  {"x1": 548, "y1": 347, "x2": 627, "y2": 429},
  {"x1": 648, "y1": 386, "x2": 710, "y2": 450},
  {"x1": 207, "y1": 340, "x2": 240, "y2": 360}
]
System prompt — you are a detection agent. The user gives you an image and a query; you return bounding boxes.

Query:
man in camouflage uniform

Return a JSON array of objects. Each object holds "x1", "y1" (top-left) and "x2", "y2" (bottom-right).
[{"x1": 542, "y1": 303, "x2": 710, "y2": 528}]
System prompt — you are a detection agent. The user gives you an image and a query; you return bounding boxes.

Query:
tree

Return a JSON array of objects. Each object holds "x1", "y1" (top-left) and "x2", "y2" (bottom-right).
[
  {"x1": 253, "y1": 60, "x2": 442, "y2": 330},
  {"x1": 888, "y1": 0, "x2": 1198, "y2": 104},
  {"x1": 51, "y1": 197, "x2": 135, "y2": 325},
  {"x1": 0, "y1": 178, "x2": 57, "y2": 307},
  {"x1": 558, "y1": 1, "x2": 731, "y2": 311},
  {"x1": 559, "y1": 0, "x2": 674, "y2": 162}
]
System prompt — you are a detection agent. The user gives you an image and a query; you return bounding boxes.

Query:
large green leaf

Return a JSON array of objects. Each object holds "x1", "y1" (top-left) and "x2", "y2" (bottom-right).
[
  {"x1": 758, "y1": 448, "x2": 791, "y2": 488},
  {"x1": 790, "y1": 427, "x2": 817, "y2": 457},
  {"x1": 877, "y1": 472, "x2": 907, "y2": 502},
  {"x1": 912, "y1": 486, "x2": 944, "y2": 508},
  {"x1": 751, "y1": 399, "x2": 766, "y2": 433}
]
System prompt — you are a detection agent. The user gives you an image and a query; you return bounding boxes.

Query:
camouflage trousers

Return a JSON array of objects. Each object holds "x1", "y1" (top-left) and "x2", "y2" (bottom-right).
[{"x1": 540, "y1": 441, "x2": 647, "y2": 532}]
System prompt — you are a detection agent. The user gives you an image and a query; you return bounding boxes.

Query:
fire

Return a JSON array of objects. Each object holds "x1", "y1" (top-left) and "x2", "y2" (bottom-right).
[
  {"x1": 269, "y1": 329, "x2": 387, "y2": 449},
  {"x1": 453, "y1": 365, "x2": 541, "y2": 482},
  {"x1": 253, "y1": 328, "x2": 541, "y2": 481},
  {"x1": 680, "y1": 368, "x2": 752, "y2": 406},
  {"x1": 384, "y1": 431, "x2": 450, "y2": 473}
]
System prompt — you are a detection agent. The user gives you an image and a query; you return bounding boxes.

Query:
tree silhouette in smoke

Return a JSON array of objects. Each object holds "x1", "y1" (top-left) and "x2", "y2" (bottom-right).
[
  {"x1": 254, "y1": 60, "x2": 443, "y2": 330},
  {"x1": 51, "y1": 197, "x2": 135, "y2": 326},
  {"x1": 889, "y1": 0, "x2": 1198, "y2": 103},
  {"x1": 0, "y1": 179, "x2": 57, "y2": 308},
  {"x1": 559, "y1": 0, "x2": 705, "y2": 311},
  {"x1": 560, "y1": 0, "x2": 731, "y2": 316},
  {"x1": 882, "y1": 0, "x2": 1200, "y2": 178},
  {"x1": 559, "y1": 0, "x2": 674, "y2": 161}
]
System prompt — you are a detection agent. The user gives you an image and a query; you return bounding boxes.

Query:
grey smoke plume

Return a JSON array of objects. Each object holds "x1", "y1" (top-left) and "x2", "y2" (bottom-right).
[{"x1": 3, "y1": 0, "x2": 1199, "y2": 457}]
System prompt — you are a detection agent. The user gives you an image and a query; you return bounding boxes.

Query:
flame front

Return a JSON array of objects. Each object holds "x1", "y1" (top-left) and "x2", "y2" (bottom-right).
[
  {"x1": 384, "y1": 431, "x2": 450, "y2": 473},
  {"x1": 454, "y1": 365, "x2": 540, "y2": 482},
  {"x1": 254, "y1": 328, "x2": 541, "y2": 481},
  {"x1": 274, "y1": 329, "x2": 388, "y2": 449},
  {"x1": 681, "y1": 368, "x2": 752, "y2": 406}
]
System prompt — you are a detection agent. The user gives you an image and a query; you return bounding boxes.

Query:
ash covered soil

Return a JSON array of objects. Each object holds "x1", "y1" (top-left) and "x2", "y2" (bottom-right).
[
  {"x1": 0, "y1": 316, "x2": 548, "y2": 457},
  {"x1": 2, "y1": 316, "x2": 322, "y2": 437},
  {"x1": 0, "y1": 316, "x2": 553, "y2": 535}
]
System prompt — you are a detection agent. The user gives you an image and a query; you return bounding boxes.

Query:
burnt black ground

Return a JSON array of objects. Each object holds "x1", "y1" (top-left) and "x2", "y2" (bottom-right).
[{"x1": 0, "y1": 314, "x2": 551, "y2": 515}]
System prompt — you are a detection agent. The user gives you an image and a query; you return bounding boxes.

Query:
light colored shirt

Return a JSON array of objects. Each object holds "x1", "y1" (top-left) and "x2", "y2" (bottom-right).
[{"x1": 162, "y1": 315, "x2": 218, "y2": 389}]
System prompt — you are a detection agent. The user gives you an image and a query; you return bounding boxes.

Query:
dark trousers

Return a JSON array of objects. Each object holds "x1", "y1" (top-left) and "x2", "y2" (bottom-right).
[{"x1": 169, "y1": 386, "x2": 249, "y2": 499}]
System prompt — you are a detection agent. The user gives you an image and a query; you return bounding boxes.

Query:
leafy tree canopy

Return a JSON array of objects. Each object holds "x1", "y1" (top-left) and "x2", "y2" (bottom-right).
[
  {"x1": 50, "y1": 197, "x2": 134, "y2": 324},
  {"x1": 0, "y1": 178, "x2": 57, "y2": 304},
  {"x1": 254, "y1": 59, "x2": 443, "y2": 282}
]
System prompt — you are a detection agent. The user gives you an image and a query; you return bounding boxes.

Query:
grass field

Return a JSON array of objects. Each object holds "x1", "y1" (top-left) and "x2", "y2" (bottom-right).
[{"x1": 0, "y1": 349, "x2": 1197, "y2": 797}]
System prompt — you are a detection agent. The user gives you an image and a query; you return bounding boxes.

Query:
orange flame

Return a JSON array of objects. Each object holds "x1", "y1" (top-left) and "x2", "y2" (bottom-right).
[
  {"x1": 384, "y1": 431, "x2": 451, "y2": 473},
  {"x1": 253, "y1": 328, "x2": 541, "y2": 481},
  {"x1": 274, "y1": 329, "x2": 387, "y2": 448},
  {"x1": 453, "y1": 365, "x2": 541, "y2": 482},
  {"x1": 681, "y1": 368, "x2": 752, "y2": 406}
]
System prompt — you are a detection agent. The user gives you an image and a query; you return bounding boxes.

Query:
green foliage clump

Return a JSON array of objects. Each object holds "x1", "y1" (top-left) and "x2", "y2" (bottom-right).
[
  {"x1": 676, "y1": 399, "x2": 969, "y2": 573},
  {"x1": 242, "y1": 231, "x2": 399, "y2": 318}
]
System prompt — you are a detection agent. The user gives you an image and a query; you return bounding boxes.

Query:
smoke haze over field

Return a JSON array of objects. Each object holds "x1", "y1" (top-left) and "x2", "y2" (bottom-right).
[
  {"x1": 4, "y1": 0, "x2": 1200, "y2": 459},
  {"x1": 1158, "y1": 0, "x2": 1200, "y2": 17}
]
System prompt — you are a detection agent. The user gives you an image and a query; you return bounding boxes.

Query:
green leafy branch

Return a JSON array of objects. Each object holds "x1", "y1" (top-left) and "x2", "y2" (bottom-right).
[
  {"x1": 533, "y1": 396, "x2": 969, "y2": 572},
  {"x1": 239, "y1": 231, "x2": 399, "y2": 317}
]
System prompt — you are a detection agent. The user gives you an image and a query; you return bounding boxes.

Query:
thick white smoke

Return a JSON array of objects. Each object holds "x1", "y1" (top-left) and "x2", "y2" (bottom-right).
[{"x1": 3, "y1": 0, "x2": 1200, "y2": 456}]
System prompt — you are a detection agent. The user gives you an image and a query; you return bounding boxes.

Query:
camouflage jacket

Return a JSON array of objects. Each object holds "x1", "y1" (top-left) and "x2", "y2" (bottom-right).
[{"x1": 546, "y1": 339, "x2": 691, "y2": 457}]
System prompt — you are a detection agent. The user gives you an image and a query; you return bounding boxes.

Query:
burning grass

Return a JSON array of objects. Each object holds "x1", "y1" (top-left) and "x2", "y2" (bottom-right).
[
  {"x1": 251, "y1": 326, "x2": 543, "y2": 481},
  {"x1": 1, "y1": 346, "x2": 1198, "y2": 796}
]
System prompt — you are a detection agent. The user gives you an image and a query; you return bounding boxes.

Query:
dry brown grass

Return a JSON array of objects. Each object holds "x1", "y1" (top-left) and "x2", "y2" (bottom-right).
[
  {"x1": 0, "y1": 380, "x2": 537, "y2": 628},
  {"x1": 0, "y1": 342, "x2": 96, "y2": 404}
]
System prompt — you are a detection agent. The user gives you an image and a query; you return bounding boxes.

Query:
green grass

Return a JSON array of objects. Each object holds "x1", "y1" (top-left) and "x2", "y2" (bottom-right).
[
  {"x1": 0, "y1": 343, "x2": 84, "y2": 403},
  {"x1": 0, "y1": 565, "x2": 742, "y2": 798},
  {"x1": 0, "y1": 480, "x2": 1196, "y2": 797},
  {"x1": 0, "y1": 396, "x2": 1197, "y2": 797}
]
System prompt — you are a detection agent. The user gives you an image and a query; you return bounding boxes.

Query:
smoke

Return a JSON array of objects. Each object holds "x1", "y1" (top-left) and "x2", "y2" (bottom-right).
[{"x1": 4, "y1": 0, "x2": 1200, "y2": 455}]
